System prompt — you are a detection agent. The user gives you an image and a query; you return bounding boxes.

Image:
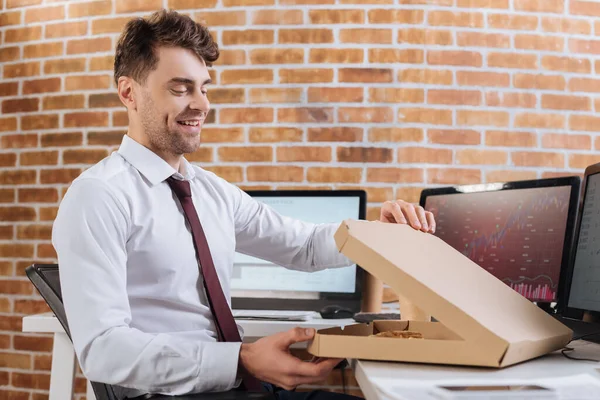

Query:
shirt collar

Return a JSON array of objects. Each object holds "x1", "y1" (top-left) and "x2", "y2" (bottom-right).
[{"x1": 117, "y1": 134, "x2": 196, "y2": 185}]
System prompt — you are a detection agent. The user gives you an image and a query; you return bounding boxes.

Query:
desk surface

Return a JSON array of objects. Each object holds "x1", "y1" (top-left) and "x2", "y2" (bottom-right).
[{"x1": 354, "y1": 340, "x2": 600, "y2": 400}]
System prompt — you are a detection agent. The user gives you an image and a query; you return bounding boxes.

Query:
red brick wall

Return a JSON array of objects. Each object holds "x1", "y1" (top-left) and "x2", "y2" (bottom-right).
[{"x1": 2, "y1": 0, "x2": 600, "y2": 398}]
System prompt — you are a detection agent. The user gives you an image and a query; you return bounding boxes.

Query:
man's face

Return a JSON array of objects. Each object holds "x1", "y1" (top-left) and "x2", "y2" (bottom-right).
[{"x1": 135, "y1": 46, "x2": 211, "y2": 157}]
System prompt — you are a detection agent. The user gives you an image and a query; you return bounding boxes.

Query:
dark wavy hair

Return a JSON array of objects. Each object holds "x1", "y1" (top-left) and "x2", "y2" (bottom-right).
[{"x1": 114, "y1": 9, "x2": 219, "y2": 86}]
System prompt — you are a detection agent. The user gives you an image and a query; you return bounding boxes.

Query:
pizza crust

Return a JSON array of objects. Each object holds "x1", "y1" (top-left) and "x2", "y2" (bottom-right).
[{"x1": 371, "y1": 330, "x2": 424, "y2": 339}]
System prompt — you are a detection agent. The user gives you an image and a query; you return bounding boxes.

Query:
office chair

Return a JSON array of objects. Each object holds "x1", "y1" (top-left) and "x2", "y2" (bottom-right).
[{"x1": 25, "y1": 264, "x2": 274, "y2": 400}]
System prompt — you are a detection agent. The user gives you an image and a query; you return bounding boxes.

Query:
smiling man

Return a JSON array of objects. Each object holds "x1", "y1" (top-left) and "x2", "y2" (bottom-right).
[{"x1": 52, "y1": 9, "x2": 435, "y2": 400}]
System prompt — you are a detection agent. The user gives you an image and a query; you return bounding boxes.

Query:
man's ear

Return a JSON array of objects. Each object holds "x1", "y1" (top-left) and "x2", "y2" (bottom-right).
[{"x1": 117, "y1": 76, "x2": 137, "y2": 112}]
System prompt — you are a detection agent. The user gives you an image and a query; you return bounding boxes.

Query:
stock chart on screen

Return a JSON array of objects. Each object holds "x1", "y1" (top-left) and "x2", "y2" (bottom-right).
[{"x1": 424, "y1": 186, "x2": 572, "y2": 302}]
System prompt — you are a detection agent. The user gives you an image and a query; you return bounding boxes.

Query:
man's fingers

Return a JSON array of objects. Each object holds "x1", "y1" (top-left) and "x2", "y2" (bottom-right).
[
  {"x1": 415, "y1": 205, "x2": 429, "y2": 232},
  {"x1": 426, "y1": 211, "x2": 436, "y2": 233},
  {"x1": 399, "y1": 202, "x2": 421, "y2": 230},
  {"x1": 294, "y1": 357, "x2": 341, "y2": 378},
  {"x1": 278, "y1": 327, "x2": 315, "y2": 348},
  {"x1": 391, "y1": 202, "x2": 408, "y2": 224}
]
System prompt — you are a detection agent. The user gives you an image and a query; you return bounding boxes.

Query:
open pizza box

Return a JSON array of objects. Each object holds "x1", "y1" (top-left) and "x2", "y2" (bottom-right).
[{"x1": 307, "y1": 220, "x2": 573, "y2": 368}]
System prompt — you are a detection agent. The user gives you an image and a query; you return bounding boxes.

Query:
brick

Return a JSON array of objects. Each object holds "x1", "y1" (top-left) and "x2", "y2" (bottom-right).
[
  {"x1": 218, "y1": 146, "x2": 272, "y2": 162},
  {"x1": 486, "y1": 92, "x2": 536, "y2": 108},
  {"x1": 250, "y1": 88, "x2": 302, "y2": 104},
  {"x1": 0, "y1": 117, "x2": 18, "y2": 132},
  {"x1": 369, "y1": 88, "x2": 423, "y2": 104},
  {"x1": 252, "y1": 9, "x2": 303, "y2": 25},
  {"x1": 25, "y1": 5, "x2": 64, "y2": 23},
  {"x1": 338, "y1": 147, "x2": 393, "y2": 163},
  {"x1": 512, "y1": 152, "x2": 564, "y2": 168},
  {"x1": 0, "y1": 352, "x2": 30, "y2": 369},
  {"x1": 44, "y1": 58, "x2": 86, "y2": 74},
  {"x1": 250, "y1": 48, "x2": 303, "y2": 64},
  {"x1": 428, "y1": 168, "x2": 481, "y2": 184},
  {"x1": 24, "y1": 42, "x2": 63, "y2": 59},
  {"x1": 515, "y1": 113, "x2": 565, "y2": 129},
  {"x1": 488, "y1": 53, "x2": 537, "y2": 69},
  {"x1": 278, "y1": 107, "x2": 333, "y2": 123},
  {"x1": 2, "y1": 98, "x2": 39, "y2": 113},
  {"x1": 339, "y1": 68, "x2": 392, "y2": 83},
  {"x1": 222, "y1": 30, "x2": 274, "y2": 45},
  {"x1": 368, "y1": 49, "x2": 423, "y2": 64},
  {"x1": 11, "y1": 372, "x2": 50, "y2": 390},
  {"x1": 457, "y1": 32, "x2": 509, "y2": 48},
  {"x1": 184, "y1": 148, "x2": 212, "y2": 163},
  {"x1": 277, "y1": 147, "x2": 331, "y2": 162},
  {"x1": 280, "y1": 0, "x2": 334, "y2": 3},
  {"x1": 221, "y1": 69, "x2": 273, "y2": 84},
  {"x1": 0, "y1": 280, "x2": 32, "y2": 295},
  {"x1": 222, "y1": 0, "x2": 273, "y2": 5},
  {"x1": 338, "y1": 186, "x2": 392, "y2": 203},
  {"x1": 428, "y1": 50, "x2": 482, "y2": 67},
  {"x1": 397, "y1": 147, "x2": 452, "y2": 164},
  {"x1": 4, "y1": 62, "x2": 40, "y2": 78},
  {"x1": 456, "y1": 149, "x2": 507, "y2": 165},
  {"x1": 569, "y1": 78, "x2": 600, "y2": 93},
  {"x1": 41, "y1": 132, "x2": 83, "y2": 147},
  {"x1": 515, "y1": 0, "x2": 563, "y2": 12},
  {"x1": 341, "y1": 29, "x2": 392, "y2": 44},
  {"x1": 309, "y1": 9, "x2": 364, "y2": 24},
  {"x1": 542, "y1": 133, "x2": 591, "y2": 150},
  {"x1": 399, "y1": 108, "x2": 452, "y2": 125},
  {"x1": 1, "y1": 134, "x2": 37, "y2": 148},
  {"x1": 570, "y1": 1, "x2": 600, "y2": 17},
  {"x1": 308, "y1": 127, "x2": 363, "y2": 142},
  {"x1": 14, "y1": 300, "x2": 51, "y2": 314},
  {"x1": 515, "y1": 34, "x2": 563, "y2": 52},
  {"x1": 456, "y1": 0, "x2": 508, "y2": 7},
  {"x1": 0, "y1": 316, "x2": 24, "y2": 331},
  {"x1": 65, "y1": 112, "x2": 109, "y2": 127},
  {"x1": 89, "y1": 93, "x2": 122, "y2": 108},
  {"x1": 7, "y1": 0, "x2": 41, "y2": 6},
  {"x1": 18, "y1": 188, "x2": 59, "y2": 203},
  {"x1": 570, "y1": 38, "x2": 600, "y2": 55},
  {"x1": 488, "y1": 14, "x2": 538, "y2": 30},
  {"x1": 514, "y1": 73, "x2": 565, "y2": 90},
  {"x1": 202, "y1": 89, "x2": 243, "y2": 105},
  {"x1": 195, "y1": 128, "x2": 241, "y2": 144},
  {"x1": 542, "y1": 56, "x2": 591, "y2": 73},
  {"x1": 457, "y1": 71, "x2": 510, "y2": 87},
  {"x1": 487, "y1": 170, "x2": 537, "y2": 182},
  {"x1": 279, "y1": 29, "x2": 333, "y2": 44},
  {"x1": 0, "y1": 10, "x2": 21, "y2": 26},
  {"x1": 23, "y1": 78, "x2": 60, "y2": 95},
  {"x1": 34, "y1": 354, "x2": 52, "y2": 371},
  {"x1": 542, "y1": 94, "x2": 590, "y2": 111},
  {"x1": 0, "y1": 205, "x2": 36, "y2": 220},
  {"x1": 367, "y1": 168, "x2": 423, "y2": 183},
  {"x1": 570, "y1": 154, "x2": 600, "y2": 169},
  {"x1": 220, "y1": 108, "x2": 273, "y2": 124},
  {"x1": 428, "y1": 90, "x2": 480, "y2": 106},
  {"x1": 38, "y1": 244, "x2": 57, "y2": 259},
  {"x1": 486, "y1": 130, "x2": 537, "y2": 147},
  {"x1": 339, "y1": 107, "x2": 393, "y2": 123},
  {"x1": 0, "y1": 153, "x2": 17, "y2": 167},
  {"x1": 0, "y1": 335, "x2": 8, "y2": 349},
  {"x1": 0, "y1": 226, "x2": 13, "y2": 240},
  {"x1": 90, "y1": 55, "x2": 114, "y2": 71},
  {"x1": 116, "y1": 0, "x2": 161, "y2": 13},
  {"x1": 87, "y1": 130, "x2": 124, "y2": 146},
  {"x1": 92, "y1": 17, "x2": 131, "y2": 35},
  {"x1": 45, "y1": 21, "x2": 87, "y2": 38},
  {"x1": 40, "y1": 168, "x2": 81, "y2": 184},
  {"x1": 5, "y1": 26, "x2": 42, "y2": 43},
  {"x1": 0, "y1": 82, "x2": 19, "y2": 97},
  {"x1": 368, "y1": 9, "x2": 423, "y2": 24},
  {"x1": 0, "y1": 261, "x2": 13, "y2": 275},
  {"x1": 68, "y1": 1, "x2": 111, "y2": 17},
  {"x1": 0, "y1": 46, "x2": 20, "y2": 62},
  {"x1": 398, "y1": 29, "x2": 453, "y2": 46},
  {"x1": 542, "y1": 17, "x2": 591, "y2": 35},
  {"x1": 67, "y1": 37, "x2": 111, "y2": 54},
  {"x1": 570, "y1": 115, "x2": 600, "y2": 132},
  {"x1": 309, "y1": 49, "x2": 363, "y2": 63},
  {"x1": 458, "y1": 110, "x2": 509, "y2": 127},
  {"x1": 66, "y1": 75, "x2": 110, "y2": 91},
  {"x1": 307, "y1": 167, "x2": 362, "y2": 183},
  {"x1": 20, "y1": 150, "x2": 59, "y2": 166},
  {"x1": 249, "y1": 127, "x2": 303, "y2": 142},
  {"x1": 0, "y1": 243, "x2": 34, "y2": 257},
  {"x1": 168, "y1": 0, "x2": 217, "y2": 7},
  {"x1": 399, "y1": 69, "x2": 453, "y2": 85},
  {"x1": 429, "y1": 11, "x2": 484, "y2": 27},
  {"x1": 63, "y1": 149, "x2": 108, "y2": 164},
  {"x1": 309, "y1": 87, "x2": 363, "y2": 103},
  {"x1": 112, "y1": 111, "x2": 129, "y2": 127},
  {"x1": 248, "y1": 166, "x2": 303, "y2": 182},
  {"x1": 40, "y1": 207, "x2": 58, "y2": 221}
]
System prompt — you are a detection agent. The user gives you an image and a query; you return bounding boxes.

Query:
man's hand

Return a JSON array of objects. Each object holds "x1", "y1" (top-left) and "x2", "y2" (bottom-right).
[
  {"x1": 239, "y1": 327, "x2": 342, "y2": 390},
  {"x1": 379, "y1": 200, "x2": 436, "y2": 234}
]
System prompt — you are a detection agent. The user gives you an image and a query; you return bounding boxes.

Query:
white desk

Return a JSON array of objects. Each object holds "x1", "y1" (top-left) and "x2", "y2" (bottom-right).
[
  {"x1": 353, "y1": 340, "x2": 600, "y2": 400},
  {"x1": 22, "y1": 312, "x2": 354, "y2": 400}
]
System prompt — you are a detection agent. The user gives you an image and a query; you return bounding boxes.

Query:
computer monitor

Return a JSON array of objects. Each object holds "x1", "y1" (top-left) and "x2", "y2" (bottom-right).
[
  {"x1": 420, "y1": 177, "x2": 581, "y2": 303},
  {"x1": 230, "y1": 190, "x2": 366, "y2": 312}
]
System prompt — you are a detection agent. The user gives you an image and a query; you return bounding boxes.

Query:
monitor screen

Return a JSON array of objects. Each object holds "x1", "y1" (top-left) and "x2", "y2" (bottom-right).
[
  {"x1": 231, "y1": 194, "x2": 362, "y2": 301},
  {"x1": 423, "y1": 185, "x2": 574, "y2": 302},
  {"x1": 568, "y1": 172, "x2": 600, "y2": 312}
]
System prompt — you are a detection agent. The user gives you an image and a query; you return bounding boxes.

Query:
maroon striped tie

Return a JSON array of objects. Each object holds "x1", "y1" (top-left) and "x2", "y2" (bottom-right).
[{"x1": 167, "y1": 177, "x2": 263, "y2": 392}]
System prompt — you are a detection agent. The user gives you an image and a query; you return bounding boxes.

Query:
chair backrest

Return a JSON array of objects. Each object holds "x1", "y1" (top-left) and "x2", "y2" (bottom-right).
[{"x1": 26, "y1": 264, "x2": 119, "y2": 400}]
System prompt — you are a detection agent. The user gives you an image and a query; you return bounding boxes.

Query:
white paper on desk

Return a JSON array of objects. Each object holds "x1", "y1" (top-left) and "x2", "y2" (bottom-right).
[{"x1": 372, "y1": 373, "x2": 600, "y2": 400}]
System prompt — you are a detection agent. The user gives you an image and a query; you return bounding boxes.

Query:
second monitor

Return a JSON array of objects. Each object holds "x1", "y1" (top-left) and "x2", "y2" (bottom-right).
[{"x1": 420, "y1": 177, "x2": 581, "y2": 303}]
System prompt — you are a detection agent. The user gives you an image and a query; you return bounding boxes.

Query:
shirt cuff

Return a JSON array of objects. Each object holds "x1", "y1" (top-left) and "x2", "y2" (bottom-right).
[{"x1": 195, "y1": 342, "x2": 243, "y2": 392}]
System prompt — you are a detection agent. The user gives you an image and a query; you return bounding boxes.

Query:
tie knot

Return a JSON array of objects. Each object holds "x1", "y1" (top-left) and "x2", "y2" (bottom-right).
[{"x1": 167, "y1": 177, "x2": 192, "y2": 199}]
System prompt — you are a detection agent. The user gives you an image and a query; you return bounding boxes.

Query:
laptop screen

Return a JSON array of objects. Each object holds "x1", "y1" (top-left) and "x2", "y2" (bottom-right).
[{"x1": 421, "y1": 178, "x2": 580, "y2": 302}]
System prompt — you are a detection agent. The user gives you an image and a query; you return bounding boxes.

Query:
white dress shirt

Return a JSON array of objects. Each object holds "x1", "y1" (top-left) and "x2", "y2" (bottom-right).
[{"x1": 52, "y1": 134, "x2": 352, "y2": 399}]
